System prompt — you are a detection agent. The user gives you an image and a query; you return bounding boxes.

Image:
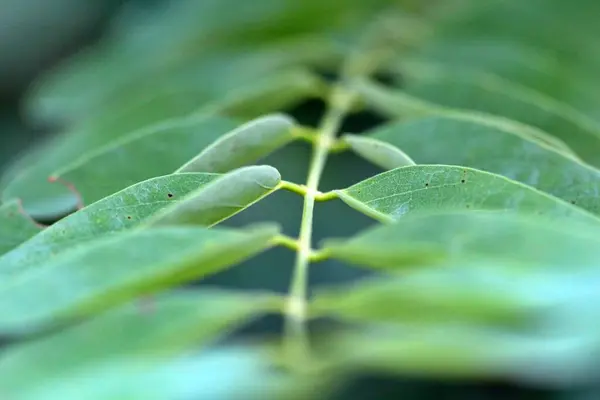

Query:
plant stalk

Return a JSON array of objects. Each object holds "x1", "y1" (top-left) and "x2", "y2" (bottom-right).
[{"x1": 284, "y1": 86, "x2": 355, "y2": 370}]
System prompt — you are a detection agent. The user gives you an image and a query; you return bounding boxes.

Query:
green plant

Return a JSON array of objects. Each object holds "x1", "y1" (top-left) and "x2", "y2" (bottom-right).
[{"x1": 2, "y1": 0, "x2": 600, "y2": 398}]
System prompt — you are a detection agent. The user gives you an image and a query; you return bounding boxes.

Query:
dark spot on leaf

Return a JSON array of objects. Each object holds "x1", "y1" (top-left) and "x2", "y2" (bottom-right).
[
  {"x1": 127, "y1": 216, "x2": 132, "y2": 220},
  {"x1": 425, "y1": 183, "x2": 429, "y2": 187},
  {"x1": 167, "y1": 193, "x2": 174, "y2": 198},
  {"x1": 461, "y1": 179, "x2": 465, "y2": 183},
  {"x1": 571, "y1": 200, "x2": 576, "y2": 204}
]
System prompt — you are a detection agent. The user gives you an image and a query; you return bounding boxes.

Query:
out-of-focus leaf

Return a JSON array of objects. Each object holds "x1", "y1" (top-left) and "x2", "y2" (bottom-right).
[
  {"x1": 354, "y1": 79, "x2": 577, "y2": 156},
  {"x1": 0, "y1": 173, "x2": 218, "y2": 270},
  {"x1": 0, "y1": 224, "x2": 279, "y2": 333},
  {"x1": 312, "y1": 269, "x2": 536, "y2": 327},
  {"x1": 393, "y1": 63, "x2": 600, "y2": 166},
  {"x1": 24, "y1": 0, "x2": 383, "y2": 120},
  {"x1": 341, "y1": 135, "x2": 415, "y2": 170},
  {"x1": 0, "y1": 116, "x2": 235, "y2": 218},
  {"x1": 0, "y1": 201, "x2": 41, "y2": 256},
  {"x1": 362, "y1": 114, "x2": 600, "y2": 216},
  {"x1": 317, "y1": 318, "x2": 600, "y2": 387},
  {"x1": 324, "y1": 211, "x2": 600, "y2": 271},
  {"x1": 48, "y1": 116, "x2": 238, "y2": 206},
  {"x1": 335, "y1": 165, "x2": 598, "y2": 224},
  {"x1": 146, "y1": 165, "x2": 281, "y2": 227},
  {"x1": 0, "y1": 290, "x2": 278, "y2": 399},
  {"x1": 177, "y1": 114, "x2": 297, "y2": 173}
]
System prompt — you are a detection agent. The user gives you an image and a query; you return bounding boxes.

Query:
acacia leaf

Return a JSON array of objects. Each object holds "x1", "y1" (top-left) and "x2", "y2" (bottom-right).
[
  {"x1": 341, "y1": 135, "x2": 415, "y2": 170},
  {"x1": 312, "y1": 269, "x2": 534, "y2": 328},
  {"x1": 354, "y1": 79, "x2": 577, "y2": 156},
  {"x1": 177, "y1": 114, "x2": 297, "y2": 173},
  {"x1": 0, "y1": 201, "x2": 42, "y2": 256},
  {"x1": 0, "y1": 224, "x2": 279, "y2": 333},
  {"x1": 336, "y1": 165, "x2": 598, "y2": 224},
  {"x1": 363, "y1": 114, "x2": 600, "y2": 216},
  {"x1": 0, "y1": 173, "x2": 218, "y2": 270},
  {"x1": 395, "y1": 63, "x2": 600, "y2": 166},
  {"x1": 146, "y1": 165, "x2": 281, "y2": 227},
  {"x1": 48, "y1": 116, "x2": 239, "y2": 206},
  {"x1": 0, "y1": 289, "x2": 276, "y2": 399},
  {"x1": 323, "y1": 211, "x2": 600, "y2": 270}
]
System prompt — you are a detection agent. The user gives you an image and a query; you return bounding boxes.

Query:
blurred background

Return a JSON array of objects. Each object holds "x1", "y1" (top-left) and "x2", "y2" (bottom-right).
[{"x1": 1, "y1": 0, "x2": 599, "y2": 398}]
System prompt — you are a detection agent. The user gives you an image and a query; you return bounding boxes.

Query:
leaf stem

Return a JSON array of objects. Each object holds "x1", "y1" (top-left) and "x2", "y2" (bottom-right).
[
  {"x1": 278, "y1": 181, "x2": 339, "y2": 202},
  {"x1": 284, "y1": 86, "x2": 355, "y2": 370},
  {"x1": 271, "y1": 234, "x2": 301, "y2": 252}
]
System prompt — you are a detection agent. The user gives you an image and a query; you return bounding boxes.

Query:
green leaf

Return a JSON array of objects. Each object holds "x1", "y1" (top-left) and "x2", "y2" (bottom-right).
[
  {"x1": 363, "y1": 114, "x2": 600, "y2": 216},
  {"x1": 48, "y1": 116, "x2": 239, "y2": 207},
  {"x1": 395, "y1": 63, "x2": 600, "y2": 167},
  {"x1": 177, "y1": 114, "x2": 297, "y2": 173},
  {"x1": 312, "y1": 270, "x2": 534, "y2": 328},
  {"x1": 317, "y1": 320, "x2": 600, "y2": 386},
  {"x1": 0, "y1": 201, "x2": 42, "y2": 256},
  {"x1": 354, "y1": 79, "x2": 577, "y2": 156},
  {"x1": 0, "y1": 289, "x2": 276, "y2": 399},
  {"x1": 336, "y1": 165, "x2": 599, "y2": 224},
  {"x1": 146, "y1": 165, "x2": 281, "y2": 227},
  {"x1": 0, "y1": 173, "x2": 218, "y2": 270},
  {"x1": 0, "y1": 223, "x2": 279, "y2": 333},
  {"x1": 0, "y1": 116, "x2": 235, "y2": 218},
  {"x1": 341, "y1": 135, "x2": 415, "y2": 170},
  {"x1": 323, "y1": 211, "x2": 600, "y2": 270}
]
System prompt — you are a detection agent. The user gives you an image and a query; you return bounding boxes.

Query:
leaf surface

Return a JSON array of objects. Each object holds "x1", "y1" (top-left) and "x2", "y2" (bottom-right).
[
  {"x1": 324, "y1": 211, "x2": 600, "y2": 270},
  {"x1": 354, "y1": 79, "x2": 576, "y2": 156},
  {"x1": 341, "y1": 135, "x2": 415, "y2": 170},
  {"x1": 336, "y1": 165, "x2": 598, "y2": 224},
  {"x1": 0, "y1": 201, "x2": 42, "y2": 256},
  {"x1": 49, "y1": 116, "x2": 239, "y2": 206},
  {"x1": 0, "y1": 289, "x2": 277, "y2": 399},
  {"x1": 362, "y1": 114, "x2": 600, "y2": 216},
  {"x1": 146, "y1": 165, "x2": 281, "y2": 227},
  {"x1": 0, "y1": 224, "x2": 279, "y2": 332},
  {"x1": 0, "y1": 173, "x2": 219, "y2": 270},
  {"x1": 396, "y1": 63, "x2": 600, "y2": 166},
  {"x1": 177, "y1": 114, "x2": 297, "y2": 173}
]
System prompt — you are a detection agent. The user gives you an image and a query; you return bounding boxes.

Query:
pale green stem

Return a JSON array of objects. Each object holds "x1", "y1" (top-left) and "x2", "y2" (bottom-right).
[{"x1": 284, "y1": 87, "x2": 355, "y2": 369}]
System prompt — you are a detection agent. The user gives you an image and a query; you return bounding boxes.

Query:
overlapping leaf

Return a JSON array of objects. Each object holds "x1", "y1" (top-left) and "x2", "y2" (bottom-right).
[
  {"x1": 0, "y1": 166, "x2": 279, "y2": 272},
  {"x1": 336, "y1": 165, "x2": 599, "y2": 224},
  {"x1": 0, "y1": 223, "x2": 279, "y2": 333},
  {"x1": 0, "y1": 290, "x2": 280, "y2": 399},
  {"x1": 0, "y1": 201, "x2": 42, "y2": 256},
  {"x1": 353, "y1": 79, "x2": 576, "y2": 155},
  {"x1": 349, "y1": 113, "x2": 600, "y2": 216},
  {"x1": 323, "y1": 211, "x2": 600, "y2": 270},
  {"x1": 390, "y1": 63, "x2": 600, "y2": 166}
]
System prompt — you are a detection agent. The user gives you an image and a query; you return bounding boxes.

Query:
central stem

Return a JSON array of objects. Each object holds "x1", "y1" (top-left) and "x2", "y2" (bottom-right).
[{"x1": 284, "y1": 87, "x2": 354, "y2": 368}]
